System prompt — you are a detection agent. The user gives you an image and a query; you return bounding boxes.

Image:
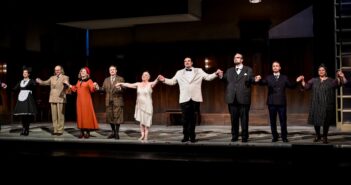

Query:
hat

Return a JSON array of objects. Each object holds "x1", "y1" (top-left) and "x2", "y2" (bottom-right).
[{"x1": 84, "y1": 67, "x2": 90, "y2": 75}]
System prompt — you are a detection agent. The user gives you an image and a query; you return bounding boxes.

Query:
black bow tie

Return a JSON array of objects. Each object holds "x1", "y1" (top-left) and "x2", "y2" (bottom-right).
[{"x1": 186, "y1": 68, "x2": 192, "y2": 71}]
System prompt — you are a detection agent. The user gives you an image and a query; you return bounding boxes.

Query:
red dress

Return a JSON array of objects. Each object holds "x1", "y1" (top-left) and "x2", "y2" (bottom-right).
[{"x1": 71, "y1": 79, "x2": 99, "y2": 129}]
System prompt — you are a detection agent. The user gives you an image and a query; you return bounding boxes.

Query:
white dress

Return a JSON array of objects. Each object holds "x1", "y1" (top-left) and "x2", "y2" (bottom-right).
[{"x1": 134, "y1": 83, "x2": 153, "y2": 127}]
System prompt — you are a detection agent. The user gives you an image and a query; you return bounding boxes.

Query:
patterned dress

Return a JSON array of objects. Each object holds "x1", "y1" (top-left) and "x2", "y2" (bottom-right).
[
  {"x1": 304, "y1": 78, "x2": 339, "y2": 126},
  {"x1": 134, "y1": 83, "x2": 153, "y2": 127}
]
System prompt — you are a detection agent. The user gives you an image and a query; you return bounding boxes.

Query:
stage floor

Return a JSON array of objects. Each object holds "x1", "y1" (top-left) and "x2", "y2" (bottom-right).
[
  {"x1": 1, "y1": 122, "x2": 351, "y2": 145},
  {"x1": 1, "y1": 122, "x2": 351, "y2": 180}
]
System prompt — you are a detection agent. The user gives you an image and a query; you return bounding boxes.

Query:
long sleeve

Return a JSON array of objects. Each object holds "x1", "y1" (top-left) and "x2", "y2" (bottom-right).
[{"x1": 164, "y1": 71, "x2": 179, "y2": 86}]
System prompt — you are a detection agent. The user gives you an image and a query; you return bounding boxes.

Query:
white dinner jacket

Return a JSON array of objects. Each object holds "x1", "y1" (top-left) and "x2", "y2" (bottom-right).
[{"x1": 164, "y1": 68, "x2": 217, "y2": 103}]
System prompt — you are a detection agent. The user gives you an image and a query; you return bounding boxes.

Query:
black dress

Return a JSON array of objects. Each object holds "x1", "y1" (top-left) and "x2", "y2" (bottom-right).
[
  {"x1": 13, "y1": 79, "x2": 37, "y2": 116},
  {"x1": 304, "y1": 78, "x2": 339, "y2": 126}
]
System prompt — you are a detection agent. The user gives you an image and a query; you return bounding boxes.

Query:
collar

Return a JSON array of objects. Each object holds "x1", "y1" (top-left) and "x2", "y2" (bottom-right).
[
  {"x1": 235, "y1": 64, "x2": 243, "y2": 70},
  {"x1": 273, "y1": 72, "x2": 280, "y2": 76}
]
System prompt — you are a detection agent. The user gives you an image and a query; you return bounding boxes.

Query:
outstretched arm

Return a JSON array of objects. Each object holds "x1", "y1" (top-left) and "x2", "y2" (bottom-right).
[{"x1": 116, "y1": 82, "x2": 138, "y2": 89}]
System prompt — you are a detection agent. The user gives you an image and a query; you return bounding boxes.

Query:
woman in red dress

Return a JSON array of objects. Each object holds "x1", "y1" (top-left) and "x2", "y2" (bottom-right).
[{"x1": 64, "y1": 67, "x2": 99, "y2": 138}]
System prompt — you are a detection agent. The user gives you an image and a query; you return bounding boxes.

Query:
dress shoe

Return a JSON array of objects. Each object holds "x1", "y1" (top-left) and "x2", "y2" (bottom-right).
[
  {"x1": 313, "y1": 136, "x2": 321, "y2": 142},
  {"x1": 107, "y1": 133, "x2": 115, "y2": 139},
  {"x1": 84, "y1": 133, "x2": 90, "y2": 138},
  {"x1": 282, "y1": 138, "x2": 289, "y2": 143},
  {"x1": 55, "y1": 133, "x2": 63, "y2": 136},
  {"x1": 181, "y1": 138, "x2": 189, "y2": 142},
  {"x1": 78, "y1": 134, "x2": 84, "y2": 139},
  {"x1": 323, "y1": 137, "x2": 328, "y2": 144},
  {"x1": 231, "y1": 138, "x2": 238, "y2": 142},
  {"x1": 115, "y1": 133, "x2": 120, "y2": 140},
  {"x1": 190, "y1": 138, "x2": 197, "y2": 143},
  {"x1": 272, "y1": 138, "x2": 278, "y2": 142}
]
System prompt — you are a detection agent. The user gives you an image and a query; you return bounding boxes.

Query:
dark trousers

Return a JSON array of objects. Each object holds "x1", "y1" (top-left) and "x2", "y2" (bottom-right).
[
  {"x1": 180, "y1": 100, "x2": 200, "y2": 140},
  {"x1": 314, "y1": 125, "x2": 330, "y2": 138},
  {"x1": 268, "y1": 105, "x2": 288, "y2": 140},
  {"x1": 228, "y1": 102, "x2": 250, "y2": 140}
]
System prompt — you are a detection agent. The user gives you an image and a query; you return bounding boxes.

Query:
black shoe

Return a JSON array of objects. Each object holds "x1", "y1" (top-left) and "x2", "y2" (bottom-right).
[
  {"x1": 231, "y1": 138, "x2": 238, "y2": 142},
  {"x1": 313, "y1": 136, "x2": 321, "y2": 142},
  {"x1": 190, "y1": 138, "x2": 196, "y2": 143},
  {"x1": 272, "y1": 138, "x2": 278, "y2": 142},
  {"x1": 115, "y1": 133, "x2": 120, "y2": 140},
  {"x1": 282, "y1": 138, "x2": 289, "y2": 143},
  {"x1": 107, "y1": 133, "x2": 115, "y2": 139},
  {"x1": 181, "y1": 138, "x2": 189, "y2": 142},
  {"x1": 323, "y1": 137, "x2": 328, "y2": 144}
]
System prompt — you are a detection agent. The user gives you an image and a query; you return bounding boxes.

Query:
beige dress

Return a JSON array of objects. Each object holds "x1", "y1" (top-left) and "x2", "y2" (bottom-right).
[{"x1": 134, "y1": 83, "x2": 153, "y2": 127}]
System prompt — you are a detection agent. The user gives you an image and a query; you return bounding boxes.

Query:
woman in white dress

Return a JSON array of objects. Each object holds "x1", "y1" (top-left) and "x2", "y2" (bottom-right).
[{"x1": 116, "y1": 71, "x2": 158, "y2": 141}]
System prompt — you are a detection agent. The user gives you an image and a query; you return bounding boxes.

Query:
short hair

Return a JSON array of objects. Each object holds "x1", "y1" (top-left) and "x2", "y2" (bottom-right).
[{"x1": 54, "y1": 65, "x2": 65, "y2": 75}]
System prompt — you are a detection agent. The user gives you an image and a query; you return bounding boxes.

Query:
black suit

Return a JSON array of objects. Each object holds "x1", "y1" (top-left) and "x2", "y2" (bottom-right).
[
  {"x1": 260, "y1": 74, "x2": 296, "y2": 141},
  {"x1": 222, "y1": 66, "x2": 254, "y2": 142}
]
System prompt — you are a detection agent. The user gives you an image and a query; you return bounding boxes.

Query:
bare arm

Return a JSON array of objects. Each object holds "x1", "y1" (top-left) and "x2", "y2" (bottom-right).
[
  {"x1": 150, "y1": 78, "x2": 159, "y2": 88},
  {"x1": 117, "y1": 82, "x2": 139, "y2": 89}
]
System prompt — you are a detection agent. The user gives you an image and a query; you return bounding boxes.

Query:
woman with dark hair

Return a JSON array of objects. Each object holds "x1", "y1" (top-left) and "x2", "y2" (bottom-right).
[
  {"x1": 13, "y1": 67, "x2": 37, "y2": 136},
  {"x1": 64, "y1": 67, "x2": 99, "y2": 138},
  {"x1": 300, "y1": 64, "x2": 347, "y2": 143}
]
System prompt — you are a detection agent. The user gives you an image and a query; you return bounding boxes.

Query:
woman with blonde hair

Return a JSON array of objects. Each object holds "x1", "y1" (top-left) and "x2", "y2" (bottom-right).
[{"x1": 116, "y1": 71, "x2": 158, "y2": 141}]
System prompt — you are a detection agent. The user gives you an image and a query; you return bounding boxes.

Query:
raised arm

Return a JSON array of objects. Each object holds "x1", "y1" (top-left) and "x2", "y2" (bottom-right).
[{"x1": 150, "y1": 77, "x2": 159, "y2": 88}]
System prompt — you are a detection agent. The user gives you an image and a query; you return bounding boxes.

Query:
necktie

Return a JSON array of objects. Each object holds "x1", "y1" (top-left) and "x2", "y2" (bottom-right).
[
  {"x1": 275, "y1": 75, "x2": 279, "y2": 80},
  {"x1": 186, "y1": 68, "x2": 192, "y2": 71}
]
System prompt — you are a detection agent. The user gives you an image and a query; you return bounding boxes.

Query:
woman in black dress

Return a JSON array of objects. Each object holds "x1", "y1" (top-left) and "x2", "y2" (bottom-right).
[
  {"x1": 13, "y1": 67, "x2": 37, "y2": 136},
  {"x1": 301, "y1": 64, "x2": 347, "y2": 143}
]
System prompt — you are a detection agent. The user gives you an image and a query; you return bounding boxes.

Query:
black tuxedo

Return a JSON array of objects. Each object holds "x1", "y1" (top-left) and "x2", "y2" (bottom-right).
[
  {"x1": 260, "y1": 74, "x2": 296, "y2": 141},
  {"x1": 222, "y1": 66, "x2": 254, "y2": 142}
]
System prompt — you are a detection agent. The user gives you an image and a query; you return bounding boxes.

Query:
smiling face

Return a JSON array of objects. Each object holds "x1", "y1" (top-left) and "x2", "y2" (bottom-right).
[
  {"x1": 109, "y1": 66, "x2": 117, "y2": 76},
  {"x1": 184, "y1": 57, "x2": 193, "y2": 68},
  {"x1": 233, "y1": 53, "x2": 243, "y2": 65},
  {"x1": 23, "y1": 70, "x2": 29, "y2": 78},
  {"x1": 80, "y1": 68, "x2": 87, "y2": 78},
  {"x1": 318, "y1": 67, "x2": 327, "y2": 77},
  {"x1": 141, "y1": 72, "x2": 150, "y2": 82},
  {"x1": 272, "y1": 62, "x2": 281, "y2": 73},
  {"x1": 55, "y1": 66, "x2": 62, "y2": 76}
]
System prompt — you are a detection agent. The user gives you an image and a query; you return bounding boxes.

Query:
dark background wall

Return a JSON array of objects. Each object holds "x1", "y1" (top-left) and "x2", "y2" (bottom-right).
[{"x1": 0, "y1": 0, "x2": 335, "y2": 125}]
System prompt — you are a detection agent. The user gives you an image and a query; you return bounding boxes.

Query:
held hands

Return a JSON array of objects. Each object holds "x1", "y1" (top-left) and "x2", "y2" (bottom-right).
[
  {"x1": 1, "y1": 83, "x2": 7, "y2": 89},
  {"x1": 215, "y1": 69, "x2": 223, "y2": 78},
  {"x1": 296, "y1": 75, "x2": 304, "y2": 82},
  {"x1": 115, "y1": 83, "x2": 123, "y2": 90},
  {"x1": 93, "y1": 82, "x2": 99, "y2": 90},
  {"x1": 254, "y1": 75, "x2": 261, "y2": 82},
  {"x1": 36, "y1": 78, "x2": 42, "y2": 84},
  {"x1": 158, "y1": 75, "x2": 165, "y2": 82},
  {"x1": 337, "y1": 70, "x2": 345, "y2": 78}
]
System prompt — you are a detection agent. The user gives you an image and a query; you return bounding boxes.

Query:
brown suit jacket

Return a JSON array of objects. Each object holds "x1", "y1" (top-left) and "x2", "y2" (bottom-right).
[
  {"x1": 40, "y1": 75, "x2": 69, "y2": 103},
  {"x1": 101, "y1": 75, "x2": 124, "y2": 106}
]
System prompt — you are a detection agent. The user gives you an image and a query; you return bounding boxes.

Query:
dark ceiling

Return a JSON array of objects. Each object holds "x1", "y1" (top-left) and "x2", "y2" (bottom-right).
[{"x1": 1, "y1": 0, "x2": 314, "y2": 26}]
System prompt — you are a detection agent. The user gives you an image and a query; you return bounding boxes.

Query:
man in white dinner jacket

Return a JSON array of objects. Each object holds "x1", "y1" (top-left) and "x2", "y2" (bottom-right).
[{"x1": 159, "y1": 57, "x2": 222, "y2": 143}]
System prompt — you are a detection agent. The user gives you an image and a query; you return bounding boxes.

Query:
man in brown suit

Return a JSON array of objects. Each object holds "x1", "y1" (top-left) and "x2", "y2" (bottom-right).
[
  {"x1": 97, "y1": 65, "x2": 124, "y2": 139},
  {"x1": 36, "y1": 65, "x2": 69, "y2": 135}
]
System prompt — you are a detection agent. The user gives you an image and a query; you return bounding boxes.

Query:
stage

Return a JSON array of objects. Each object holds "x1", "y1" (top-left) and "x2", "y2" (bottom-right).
[{"x1": 1, "y1": 122, "x2": 351, "y2": 180}]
